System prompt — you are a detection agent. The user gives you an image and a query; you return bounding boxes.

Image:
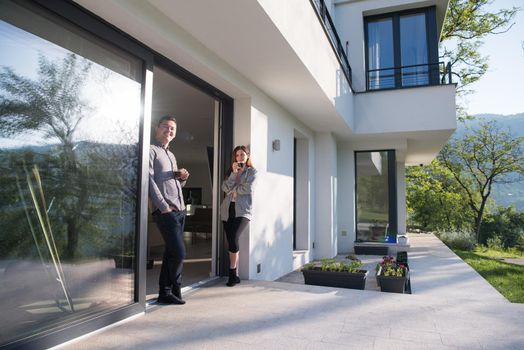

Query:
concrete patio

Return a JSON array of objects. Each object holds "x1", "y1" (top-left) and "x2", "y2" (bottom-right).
[{"x1": 56, "y1": 233, "x2": 524, "y2": 350}]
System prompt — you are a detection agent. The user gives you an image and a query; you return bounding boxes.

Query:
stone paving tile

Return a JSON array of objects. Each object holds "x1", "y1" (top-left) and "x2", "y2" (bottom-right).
[
  {"x1": 318, "y1": 332, "x2": 377, "y2": 349},
  {"x1": 374, "y1": 336, "x2": 452, "y2": 350}
]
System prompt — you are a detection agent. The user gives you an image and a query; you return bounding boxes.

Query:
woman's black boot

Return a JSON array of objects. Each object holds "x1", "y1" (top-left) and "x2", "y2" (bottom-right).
[{"x1": 227, "y1": 268, "x2": 240, "y2": 287}]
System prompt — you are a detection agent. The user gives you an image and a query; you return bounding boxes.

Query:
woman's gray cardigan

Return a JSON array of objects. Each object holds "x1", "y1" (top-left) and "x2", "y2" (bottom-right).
[{"x1": 220, "y1": 167, "x2": 257, "y2": 222}]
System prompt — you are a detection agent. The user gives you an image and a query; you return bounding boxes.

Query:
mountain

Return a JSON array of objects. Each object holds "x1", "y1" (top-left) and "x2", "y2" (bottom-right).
[
  {"x1": 453, "y1": 112, "x2": 524, "y2": 211},
  {"x1": 454, "y1": 112, "x2": 524, "y2": 137}
]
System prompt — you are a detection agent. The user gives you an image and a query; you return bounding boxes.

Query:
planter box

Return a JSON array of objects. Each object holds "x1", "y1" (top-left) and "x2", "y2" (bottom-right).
[
  {"x1": 302, "y1": 268, "x2": 368, "y2": 290},
  {"x1": 354, "y1": 245, "x2": 389, "y2": 255},
  {"x1": 112, "y1": 255, "x2": 135, "y2": 269},
  {"x1": 377, "y1": 267, "x2": 409, "y2": 294}
]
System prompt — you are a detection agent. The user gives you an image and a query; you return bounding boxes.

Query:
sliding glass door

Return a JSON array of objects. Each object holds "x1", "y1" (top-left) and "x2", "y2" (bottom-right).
[{"x1": 0, "y1": 1, "x2": 142, "y2": 345}]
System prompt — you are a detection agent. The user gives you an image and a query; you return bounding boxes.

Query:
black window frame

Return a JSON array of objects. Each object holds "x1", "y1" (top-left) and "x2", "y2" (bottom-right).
[{"x1": 364, "y1": 6, "x2": 439, "y2": 91}]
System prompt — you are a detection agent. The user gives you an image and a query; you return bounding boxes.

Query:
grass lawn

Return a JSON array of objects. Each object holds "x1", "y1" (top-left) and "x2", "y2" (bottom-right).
[{"x1": 453, "y1": 248, "x2": 524, "y2": 303}]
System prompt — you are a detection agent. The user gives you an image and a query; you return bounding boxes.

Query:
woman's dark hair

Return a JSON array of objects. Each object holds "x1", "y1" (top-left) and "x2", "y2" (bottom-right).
[{"x1": 226, "y1": 145, "x2": 254, "y2": 176}]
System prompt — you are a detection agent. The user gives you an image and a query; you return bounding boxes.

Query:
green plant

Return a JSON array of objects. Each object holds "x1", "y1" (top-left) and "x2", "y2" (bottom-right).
[
  {"x1": 376, "y1": 255, "x2": 395, "y2": 272},
  {"x1": 437, "y1": 231, "x2": 476, "y2": 251},
  {"x1": 454, "y1": 249, "x2": 524, "y2": 303},
  {"x1": 517, "y1": 234, "x2": 524, "y2": 256},
  {"x1": 303, "y1": 258, "x2": 363, "y2": 273},
  {"x1": 486, "y1": 235, "x2": 503, "y2": 250},
  {"x1": 302, "y1": 262, "x2": 316, "y2": 270},
  {"x1": 381, "y1": 264, "x2": 407, "y2": 277}
]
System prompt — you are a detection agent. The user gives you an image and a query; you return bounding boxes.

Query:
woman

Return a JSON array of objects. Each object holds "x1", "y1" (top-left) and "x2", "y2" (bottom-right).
[{"x1": 220, "y1": 145, "x2": 257, "y2": 287}]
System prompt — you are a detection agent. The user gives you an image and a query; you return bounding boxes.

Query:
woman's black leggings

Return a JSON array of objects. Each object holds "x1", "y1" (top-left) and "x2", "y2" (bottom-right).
[{"x1": 223, "y1": 202, "x2": 249, "y2": 253}]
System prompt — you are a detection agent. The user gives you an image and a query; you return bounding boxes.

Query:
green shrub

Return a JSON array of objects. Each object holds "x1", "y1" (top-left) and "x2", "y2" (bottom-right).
[
  {"x1": 486, "y1": 235, "x2": 503, "y2": 250},
  {"x1": 480, "y1": 207, "x2": 524, "y2": 248},
  {"x1": 517, "y1": 233, "x2": 524, "y2": 255},
  {"x1": 437, "y1": 231, "x2": 476, "y2": 251}
]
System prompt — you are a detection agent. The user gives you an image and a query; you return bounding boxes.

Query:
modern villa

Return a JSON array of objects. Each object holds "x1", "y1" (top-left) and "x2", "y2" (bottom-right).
[{"x1": 0, "y1": 0, "x2": 455, "y2": 348}]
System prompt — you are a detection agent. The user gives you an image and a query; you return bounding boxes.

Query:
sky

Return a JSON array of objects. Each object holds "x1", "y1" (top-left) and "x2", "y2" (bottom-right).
[
  {"x1": 0, "y1": 21, "x2": 141, "y2": 148},
  {"x1": 461, "y1": 0, "x2": 524, "y2": 116}
]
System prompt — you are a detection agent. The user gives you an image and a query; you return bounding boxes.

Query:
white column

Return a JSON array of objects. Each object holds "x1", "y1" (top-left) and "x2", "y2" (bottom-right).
[
  {"x1": 234, "y1": 98, "x2": 251, "y2": 279},
  {"x1": 396, "y1": 162, "x2": 406, "y2": 234},
  {"x1": 314, "y1": 132, "x2": 337, "y2": 259},
  {"x1": 336, "y1": 142, "x2": 355, "y2": 253}
]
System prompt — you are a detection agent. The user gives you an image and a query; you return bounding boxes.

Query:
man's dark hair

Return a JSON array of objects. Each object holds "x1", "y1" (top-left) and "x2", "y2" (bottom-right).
[{"x1": 158, "y1": 115, "x2": 177, "y2": 126}]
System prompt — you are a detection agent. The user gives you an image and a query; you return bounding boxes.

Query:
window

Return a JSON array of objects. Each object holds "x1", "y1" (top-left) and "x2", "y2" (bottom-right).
[
  {"x1": 0, "y1": 0, "x2": 142, "y2": 345},
  {"x1": 355, "y1": 151, "x2": 397, "y2": 242},
  {"x1": 365, "y1": 7, "x2": 438, "y2": 90}
]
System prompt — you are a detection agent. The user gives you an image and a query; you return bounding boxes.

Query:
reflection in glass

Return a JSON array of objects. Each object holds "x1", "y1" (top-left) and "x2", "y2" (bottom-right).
[
  {"x1": 0, "y1": 1, "x2": 141, "y2": 346},
  {"x1": 400, "y1": 13, "x2": 428, "y2": 86},
  {"x1": 356, "y1": 151, "x2": 391, "y2": 242},
  {"x1": 367, "y1": 18, "x2": 394, "y2": 90}
]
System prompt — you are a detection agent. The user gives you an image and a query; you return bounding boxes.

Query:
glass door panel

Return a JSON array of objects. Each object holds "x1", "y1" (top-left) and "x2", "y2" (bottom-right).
[
  {"x1": 356, "y1": 151, "x2": 391, "y2": 242},
  {"x1": 0, "y1": 1, "x2": 142, "y2": 345},
  {"x1": 400, "y1": 13, "x2": 428, "y2": 86},
  {"x1": 367, "y1": 18, "x2": 394, "y2": 90}
]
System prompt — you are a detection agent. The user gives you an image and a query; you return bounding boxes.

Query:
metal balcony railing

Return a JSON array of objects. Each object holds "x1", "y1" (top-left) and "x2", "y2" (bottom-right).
[
  {"x1": 310, "y1": 0, "x2": 352, "y2": 88},
  {"x1": 367, "y1": 62, "x2": 453, "y2": 91}
]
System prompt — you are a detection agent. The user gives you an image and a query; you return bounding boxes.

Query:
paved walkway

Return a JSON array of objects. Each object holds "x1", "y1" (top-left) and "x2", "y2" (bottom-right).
[
  {"x1": 57, "y1": 233, "x2": 524, "y2": 350},
  {"x1": 503, "y1": 258, "x2": 524, "y2": 266}
]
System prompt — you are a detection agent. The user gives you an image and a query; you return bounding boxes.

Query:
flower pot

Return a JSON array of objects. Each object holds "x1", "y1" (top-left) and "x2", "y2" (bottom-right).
[
  {"x1": 112, "y1": 255, "x2": 135, "y2": 269},
  {"x1": 397, "y1": 235, "x2": 408, "y2": 245},
  {"x1": 377, "y1": 266, "x2": 409, "y2": 294},
  {"x1": 302, "y1": 268, "x2": 368, "y2": 290}
]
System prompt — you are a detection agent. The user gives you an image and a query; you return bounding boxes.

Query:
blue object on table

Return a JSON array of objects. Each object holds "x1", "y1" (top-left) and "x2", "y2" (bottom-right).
[{"x1": 385, "y1": 235, "x2": 397, "y2": 243}]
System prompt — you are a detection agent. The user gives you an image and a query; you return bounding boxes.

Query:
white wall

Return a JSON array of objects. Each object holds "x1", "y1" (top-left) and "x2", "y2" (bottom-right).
[
  {"x1": 248, "y1": 94, "x2": 316, "y2": 280},
  {"x1": 258, "y1": 0, "x2": 355, "y2": 131},
  {"x1": 314, "y1": 132, "x2": 338, "y2": 259},
  {"x1": 336, "y1": 142, "x2": 356, "y2": 253},
  {"x1": 397, "y1": 162, "x2": 407, "y2": 234},
  {"x1": 354, "y1": 85, "x2": 456, "y2": 134}
]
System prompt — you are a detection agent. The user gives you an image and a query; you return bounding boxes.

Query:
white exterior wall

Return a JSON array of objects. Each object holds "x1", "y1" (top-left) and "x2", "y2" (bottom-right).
[
  {"x1": 397, "y1": 162, "x2": 407, "y2": 234},
  {"x1": 248, "y1": 96, "x2": 317, "y2": 280},
  {"x1": 257, "y1": 0, "x2": 354, "y2": 131},
  {"x1": 354, "y1": 85, "x2": 456, "y2": 134},
  {"x1": 73, "y1": 0, "x2": 454, "y2": 282},
  {"x1": 314, "y1": 133, "x2": 338, "y2": 259},
  {"x1": 337, "y1": 142, "x2": 356, "y2": 253}
]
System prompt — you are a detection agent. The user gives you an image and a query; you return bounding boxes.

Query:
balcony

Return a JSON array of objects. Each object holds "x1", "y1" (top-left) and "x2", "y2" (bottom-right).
[{"x1": 367, "y1": 62, "x2": 453, "y2": 91}]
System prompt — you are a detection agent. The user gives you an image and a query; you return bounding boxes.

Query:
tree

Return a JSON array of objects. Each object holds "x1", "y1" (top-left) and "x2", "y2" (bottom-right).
[
  {"x1": 439, "y1": 121, "x2": 524, "y2": 242},
  {"x1": 440, "y1": 0, "x2": 519, "y2": 99},
  {"x1": 0, "y1": 53, "x2": 93, "y2": 258},
  {"x1": 480, "y1": 206, "x2": 524, "y2": 247},
  {"x1": 406, "y1": 160, "x2": 473, "y2": 232}
]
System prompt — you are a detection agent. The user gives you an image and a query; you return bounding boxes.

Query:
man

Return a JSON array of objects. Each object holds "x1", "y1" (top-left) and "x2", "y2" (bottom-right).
[{"x1": 149, "y1": 115, "x2": 189, "y2": 305}]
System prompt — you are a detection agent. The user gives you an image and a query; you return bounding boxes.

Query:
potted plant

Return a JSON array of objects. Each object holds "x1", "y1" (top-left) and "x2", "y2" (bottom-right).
[
  {"x1": 302, "y1": 258, "x2": 368, "y2": 290},
  {"x1": 110, "y1": 233, "x2": 136, "y2": 269},
  {"x1": 375, "y1": 255, "x2": 395, "y2": 287},
  {"x1": 376, "y1": 262, "x2": 409, "y2": 293}
]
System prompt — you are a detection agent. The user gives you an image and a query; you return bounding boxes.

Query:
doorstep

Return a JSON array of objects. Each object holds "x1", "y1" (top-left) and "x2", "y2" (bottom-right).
[{"x1": 354, "y1": 242, "x2": 410, "y2": 256}]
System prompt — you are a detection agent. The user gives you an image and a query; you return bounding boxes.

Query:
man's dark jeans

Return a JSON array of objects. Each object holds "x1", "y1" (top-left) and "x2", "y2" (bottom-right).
[{"x1": 153, "y1": 210, "x2": 186, "y2": 295}]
